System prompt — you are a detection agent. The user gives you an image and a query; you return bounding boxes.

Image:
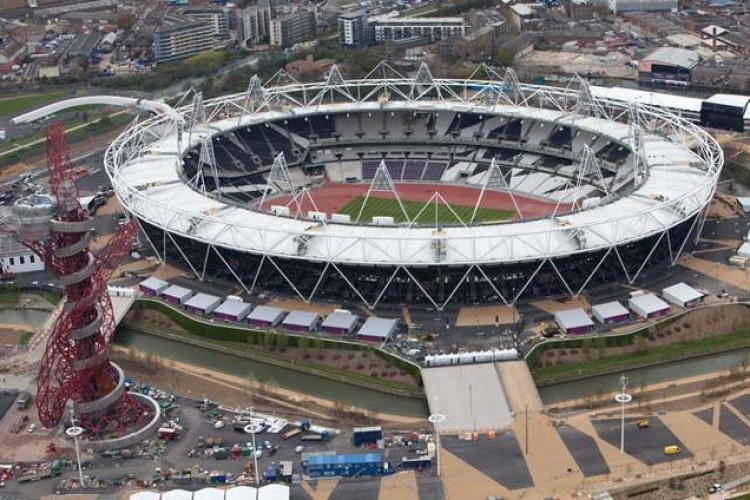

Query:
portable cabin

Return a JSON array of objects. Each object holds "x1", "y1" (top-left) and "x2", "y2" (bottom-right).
[
  {"x1": 138, "y1": 277, "x2": 168, "y2": 297},
  {"x1": 247, "y1": 305, "x2": 285, "y2": 328},
  {"x1": 553, "y1": 308, "x2": 594, "y2": 334},
  {"x1": 662, "y1": 282, "x2": 704, "y2": 308},
  {"x1": 184, "y1": 293, "x2": 221, "y2": 315},
  {"x1": 282, "y1": 310, "x2": 320, "y2": 333},
  {"x1": 321, "y1": 311, "x2": 359, "y2": 335},
  {"x1": 357, "y1": 317, "x2": 397, "y2": 342},
  {"x1": 214, "y1": 299, "x2": 253, "y2": 322},
  {"x1": 161, "y1": 285, "x2": 193, "y2": 306},
  {"x1": 591, "y1": 301, "x2": 630, "y2": 324},
  {"x1": 628, "y1": 293, "x2": 670, "y2": 319}
]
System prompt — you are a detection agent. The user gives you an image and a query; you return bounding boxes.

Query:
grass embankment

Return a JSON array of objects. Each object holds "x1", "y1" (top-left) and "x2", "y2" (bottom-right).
[
  {"x1": 527, "y1": 304, "x2": 750, "y2": 385},
  {"x1": 0, "y1": 91, "x2": 68, "y2": 119},
  {"x1": 19, "y1": 331, "x2": 32, "y2": 345},
  {"x1": 340, "y1": 196, "x2": 514, "y2": 225},
  {"x1": 124, "y1": 299, "x2": 424, "y2": 396},
  {"x1": 0, "y1": 290, "x2": 19, "y2": 305}
]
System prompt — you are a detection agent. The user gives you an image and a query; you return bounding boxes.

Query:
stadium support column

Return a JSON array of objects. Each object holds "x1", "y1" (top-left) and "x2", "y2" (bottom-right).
[
  {"x1": 471, "y1": 158, "x2": 523, "y2": 223},
  {"x1": 357, "y1": 160, "x2": 410, "y2": 224}
]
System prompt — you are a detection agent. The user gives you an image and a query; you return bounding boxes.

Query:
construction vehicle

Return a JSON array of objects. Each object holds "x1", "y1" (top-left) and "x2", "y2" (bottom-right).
[{"x1": 540, "y1": 321, "x2": 561, "y2": 337}]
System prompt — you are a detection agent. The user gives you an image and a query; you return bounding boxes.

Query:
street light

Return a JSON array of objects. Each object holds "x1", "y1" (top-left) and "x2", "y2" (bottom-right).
[
  {"x1": 243, "y1": 408, "x2": 260, "y2": 485},
  {"x1": 428, "y1": 413, "x2": 446, "y2": 477},
  {"x1": 614, "y1": 375, "x2": 632, "y2": 454},
  {"x1": 66, "y1": 409, "x2": 85, "y2": 488}
]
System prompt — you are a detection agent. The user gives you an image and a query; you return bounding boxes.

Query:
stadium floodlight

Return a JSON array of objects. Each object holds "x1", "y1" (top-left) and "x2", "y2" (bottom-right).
[
  {"x1": 311, "y1": 64, "x2": 356, "y2": 105},
  {"x1": 472, "y1": 158, "x2": 523, "y2": 223},
  {"x1": 357, "y1": 160, "x2": 410, "y2": 224},
  {"x1": 573, "y1": 76, "x2": 603, "y2": 118},
  {"x1": 237, "y1": 75, "x2": 266, "y2": 126}
]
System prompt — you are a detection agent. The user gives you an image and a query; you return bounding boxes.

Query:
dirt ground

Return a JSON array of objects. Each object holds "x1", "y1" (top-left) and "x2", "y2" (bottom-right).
[
  {"x1": 455, "y1": 305, "x2": 520, "y2": 327},
  {"x1": 539, "y1": 304, "x2": 750, "y2": 368},
  {"x1": 707, "y1": 193, "x2": 741, "y2": 219},
  {"x1": 0, "y1": 325, "x2": 32, "y2": 343},
  {"x1": 531, "y1": 296, "x2": 591, "y2": 314},
  {"x1": 126, "y1": 309, "x2": 418, "y2": 386},
  {"x1": 267, "y1": 298, "x2": 340, "y2": 315}
]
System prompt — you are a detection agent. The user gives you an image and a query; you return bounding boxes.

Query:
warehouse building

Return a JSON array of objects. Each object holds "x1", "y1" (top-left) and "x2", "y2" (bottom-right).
[
  {"x1": 700, "y1": 94, "x2": 750, "y2": 132},
  {"x1": 554, "y1": 308, "x2": 595, "y2": 334},
  {"x1": 247, "y1": 305, "x2": 285, "y2": 328},
  {"x1": 357, "y1": 317, "x2": 397, "y2": 342},
  {"x1": 321, "y1": 311, "x2": 359, "y2": 335},
  {"x1": 609, "y1": 0, "x2": 677, "y2": 13},
  {"x1": 0, "y1": 235, "x2": 45, "y2": 275},
  {"x1": 303, "y1": 452, "x2": 383, "y2": 478},
  {"x1": 138, "y1": 277, "x2": 169, "y2": 297},
  {"x1": 184, "y1": 293, "x2": 221, "y2": 315},
  {"x1": 591, "y1": 301, "x2": 630, "y2": 324},
  {"x1": 214, "y1": 299, "x2": 253, "y2": 322},
  {"x1": 638, "y1": 47, "x2": 699, "y2": 85},
  {"x1": 662, "y1": 282, "x2": 704, "y2": 308},
  {"x1": 628, "y1": 293, "x2": 670, "y2": 319},
  {"x1": 161, "y1": 285, "x2": 193, "y2": 306},
  {"x1": 282, "y1": 310, "x2": 320, "y2": 332}
]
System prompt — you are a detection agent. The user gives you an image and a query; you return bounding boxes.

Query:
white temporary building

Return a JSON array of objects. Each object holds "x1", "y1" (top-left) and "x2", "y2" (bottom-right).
[
  {"x1": 138, "y1": 276, "x2": 169, "y2": 296},
  {"x1": 259, "y1": 484, "x2": 291, "y2": 500},
  {"x1": 591, "y1": 301, "x2": 630, "y2": 324},
  {"x1": 737, "y1": 197, "x2": 750, "y2": 212},
  {"x1": 738, "y1": 242, "x2": 750, "y2": 259},
  {"x1": 357, "y1": 316, "x2": 398, "y2": 342},
  {"x1": 662, "y1": 282, "x2": 704, "y2": 308},
  {"x1": 161, "y1": 491, "x2": 193, "y2": 500},
  {"x1": 225, "y1": 486, "x2": 258, "y2": 500},
  {"x1": 553, "y1": 308, "x2": 594, "y2": 333},
  {"x1": 161, "y1": 285, "x2": 193, "y2": 305},
  {"x1": 247, "y1": 305, "x2": 285, "y2": 327},
  {"x1": 282, "y1": 310, "x2": 320, "y2": 332},
  {"x1": 184, "y1": 293, "x2": 222, "y2": 315},
  {"x1": 193, "y1": 488, "x2": 225, "y2": 500},
  {"x1": 214, "y1": 299, "x2": 253, "y2": 321},
  {"x1": 628, "y1": 293, "x2": 670, "y2": 319},
  {"x1": 130, "y1": 493, "x2": 160, "y2": 500},
  {"x1": 321, "y1": 311, "x2": 359, "y2": 335}
]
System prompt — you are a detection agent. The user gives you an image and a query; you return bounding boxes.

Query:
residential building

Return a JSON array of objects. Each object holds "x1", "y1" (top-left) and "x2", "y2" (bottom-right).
[
  {"x1": 609, "y1": 0, "x2": 677, "y2": 14},
  {"x1": 269, "y1": 9, "x2": 316, "y2": 48},
  {"x1": 181, "y1": 7, "x2": 230, "y2": 38},
  {"x1": 153, "y1": 12, "x2": 221, "y2": 61},
  {"x1": 242, "y1": 3, "x2": 272, "y2": 44},
  {"x1": 338, "y1": 11, "x2": 370, "y2": 48},
  {"x1": 0, "y1": 236, "x2": 44, "y2": 275},
  {"x1": 371, "y1": 15, "x2": 465, "y2": 43}
]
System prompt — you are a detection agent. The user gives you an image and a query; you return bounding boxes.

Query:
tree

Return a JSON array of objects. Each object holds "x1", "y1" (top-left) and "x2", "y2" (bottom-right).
[{"x1": 115, "y1": 10, "x2": 137, "y2": 31}]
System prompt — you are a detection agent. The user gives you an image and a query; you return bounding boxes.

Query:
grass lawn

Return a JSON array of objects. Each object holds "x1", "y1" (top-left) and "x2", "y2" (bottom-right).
[
  {"x1": 339, "y1": 195, "x2": 514, "y2": 225},
  {"x1": 19, "y1": 331, "x2": 33, "y2": 345},
  {"x1": 0, "y1": 290, "x2": 19, "y2": 305},
  {"x1": 0, "y1": 91, "x2": 68, "y2": 119},
  {"x1": 531, "y1": 331, "x2": 750, "y2": 384}
]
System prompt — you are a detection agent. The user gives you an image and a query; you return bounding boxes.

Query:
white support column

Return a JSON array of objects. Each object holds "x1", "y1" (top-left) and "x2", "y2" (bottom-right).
[
  {"x1": 197, "y1": 136, "x2": 219, "y2": 194},
  {"x1": 575, "y1": 144, "x2": 609, "y2": 200},
  {"x1": 472, "y1": 159, "x2": 523, "y2": 223}
]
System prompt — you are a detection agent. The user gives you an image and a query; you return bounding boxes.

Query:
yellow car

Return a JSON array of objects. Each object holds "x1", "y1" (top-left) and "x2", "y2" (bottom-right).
[
  {"x1": 637, "y1": 419, "x2": 650, "y2": 429},
  {"x1": 664, "y1": 445, "x2": 681, "y2": 455}
]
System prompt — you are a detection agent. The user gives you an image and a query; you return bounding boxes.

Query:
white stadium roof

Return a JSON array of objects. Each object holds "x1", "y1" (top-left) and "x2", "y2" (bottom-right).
[{"x1": 107, "y1": 97, "x2": 717, "y2": 267}]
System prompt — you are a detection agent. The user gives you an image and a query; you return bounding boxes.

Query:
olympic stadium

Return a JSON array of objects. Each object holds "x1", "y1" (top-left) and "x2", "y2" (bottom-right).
[{"x1": 95, "y1": 64, "x2": 721, "y2": 309}]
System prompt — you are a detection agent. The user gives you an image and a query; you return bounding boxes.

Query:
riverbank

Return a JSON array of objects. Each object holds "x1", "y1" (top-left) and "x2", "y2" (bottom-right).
[
  {"x1": 111, "y1": 345, "x2": 426, "y2": 427},
  {"x1": 528, "y1": 303, "x2": 750, "y2": 386}
]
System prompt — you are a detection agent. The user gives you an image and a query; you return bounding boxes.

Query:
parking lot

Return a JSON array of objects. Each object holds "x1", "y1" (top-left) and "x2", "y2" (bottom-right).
[
  {"x1": 557, "y1": 425, "x2": 610, "y2": 477},
  {"x1": 591, "y1": 417, "x2": 691, "y2": 465}
]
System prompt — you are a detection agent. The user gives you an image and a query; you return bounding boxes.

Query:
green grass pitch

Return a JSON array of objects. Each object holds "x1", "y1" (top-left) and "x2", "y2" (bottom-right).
[{"x1": 338, "y1": 196, "x2": 515, "y2": 225}]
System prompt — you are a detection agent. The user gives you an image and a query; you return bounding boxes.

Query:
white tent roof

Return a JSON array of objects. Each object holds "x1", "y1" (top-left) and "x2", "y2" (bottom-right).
[
  {"x1": 194, "y1": 488, "x2": 225, "y2": 500},
  {"x1": 358, "y1": 316, "x2": 398, "y2": 338},
  {"x1": 215, "y1": 299, "x2": 253, "y2": 317},
  {"x1": 737, "y1": 197, "x2": 750, "y2": 211},
  {"x1": 248, "y1": 305, "x2": 285, "y2": 323},
  {"x1": 162, "y1": 284, "x2": 192, "y2": 301},
  {"x1": 591, "y1": 301, "x2": 629, "y2": 319},
  {"x1": 161, "y1": 490, "x2": 193, "y2": 500},
  {"x1": 554, "y1": 308, "x2": 594, "y2": 330},
  {"x1": 739, "y1": 242, "x2": 750, "y2": 259},
  {"x1": 629, "y1": 293, "x2": 669, "y2": 314},
  {"x1": 283, "y1": 310, "x2": 319, "y2": 328},
  {"x1": 184, "y1": 292, "x2": 221, "y2": 310},
  {"x1": 321, "y1": 311, "x2": 359, "y2": 330},
  {"x1": 130, "y1": 493, "x2": 160, "y2": 500},
  {"x1": 226, "y1": 486, "x2": 258, "y2": 500},
  {"x1": 662, "y1": 282, "x2": 704, "y2": 304},
  {"x1": 258, "y1": 484, "x2": 291, "y2": 500},
  {"x1": 139, "y1": 276, "x2": 168, "y2": 291}
]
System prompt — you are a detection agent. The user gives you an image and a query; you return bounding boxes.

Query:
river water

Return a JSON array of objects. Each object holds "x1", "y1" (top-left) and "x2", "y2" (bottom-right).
[
  {"x1": 538, "y1": 347, "x2": 750, "y2": 405},
  {"x1": 0, "y1": 308, "x2": 51, "y2": 329},
  {"x1": 115, "y1": 329, "x2": 430, "y2": 418}
]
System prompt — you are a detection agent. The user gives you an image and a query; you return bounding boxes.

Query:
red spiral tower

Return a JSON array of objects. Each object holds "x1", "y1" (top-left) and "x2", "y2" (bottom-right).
[{"x1": 8, "y1": 123, "x2": 158, "y2": 446}]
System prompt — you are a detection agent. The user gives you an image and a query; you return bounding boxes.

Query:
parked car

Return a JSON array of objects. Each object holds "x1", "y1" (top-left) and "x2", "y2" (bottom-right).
[{"x1": 663, "y1": 445, "x2": 681, "y2": 455}]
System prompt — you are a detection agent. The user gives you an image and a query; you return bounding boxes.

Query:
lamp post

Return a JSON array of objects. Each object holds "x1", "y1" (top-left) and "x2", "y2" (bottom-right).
[
  {"x1": 66, "y1": 409, "x2": 85, "y2": 487},
  {"x1": 428, "y1": 413, "x2": 446, "y2": 477},
  {"x1": 244, "y1": 408, "x2": 260, "y2": 485},
  {"x1": 614, "y1": 375, "x2": 632, "y2": 454}
]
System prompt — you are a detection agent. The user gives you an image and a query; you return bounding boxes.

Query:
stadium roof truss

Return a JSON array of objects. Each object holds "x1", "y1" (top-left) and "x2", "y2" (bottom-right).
[{"x1": 101, "y1": 62, "x2": 723, "y2": 309}]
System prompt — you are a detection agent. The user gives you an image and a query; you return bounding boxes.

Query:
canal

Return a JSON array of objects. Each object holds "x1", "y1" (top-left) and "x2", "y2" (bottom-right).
[{"x1": 115, "y1": 328, "x2": 429, "y2": 418}]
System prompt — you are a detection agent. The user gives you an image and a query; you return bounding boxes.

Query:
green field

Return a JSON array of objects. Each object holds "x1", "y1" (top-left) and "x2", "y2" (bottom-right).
[
  {"x1": 0, "y1": 91, "x2": 68, "y2": 119},
  {"x1": 339, "y1": 196, "x2": 514, "y2": 225}
]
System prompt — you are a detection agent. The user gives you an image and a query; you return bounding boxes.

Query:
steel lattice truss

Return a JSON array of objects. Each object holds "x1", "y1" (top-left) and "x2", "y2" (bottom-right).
[
  {"x1": 103, "y1": 62, "x2": 723, "y2": 309},
  {"x1": 5, "y1": 124, "x2": 157, "y2": 441}
]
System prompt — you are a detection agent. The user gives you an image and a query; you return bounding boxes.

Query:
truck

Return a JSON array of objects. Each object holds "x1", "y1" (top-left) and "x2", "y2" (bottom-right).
[
  {"x1": 401, "y1": 456, "x2": 432, "y2": 469},
  {"x1": 16, "y1": 392, "x2": 31, "y2": 410},
  {"x1": 353, "y1": 426, "x2": 382, "y2": 447},
  {"x1": 281, "y1": 428, "x2": 302, "y2": 440},
  {"x1": 157, "y1": 427, "x2": 181, "y2": 441},
  {"x1": 301, "y1": 432, "x2": 330, "y2": 442}
]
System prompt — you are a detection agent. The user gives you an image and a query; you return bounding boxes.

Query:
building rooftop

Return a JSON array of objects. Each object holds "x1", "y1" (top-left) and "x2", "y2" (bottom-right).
[
  {"x1": 184, "y1": 293, "x2": 221, "y2": 310},
  {"x1": 642, "y1": 47, "x2": 700, "y2": 69},
  {"x1": 283, "y1": 310, "x2": 319, "y2": 327},
  {"x1": 591, "y1": 301, "x2": 629, "y2": 318},
  {"x1": 662, "y1": 282, "x2": 704, "y2": 303},
  {"x1": 554, "y1": 308, "x2": 594, "y2": 330},
  {"x1": 321, "y1": 311, "x2": 358, "y2": 330},
  {"x1": 629, "y1": 293, "x2": 670, "y2": 314}
]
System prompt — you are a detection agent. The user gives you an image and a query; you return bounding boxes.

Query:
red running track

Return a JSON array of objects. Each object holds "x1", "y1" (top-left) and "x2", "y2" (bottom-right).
[{"x1": 263, "y1": 182, "x2": 569, "y2": 220}]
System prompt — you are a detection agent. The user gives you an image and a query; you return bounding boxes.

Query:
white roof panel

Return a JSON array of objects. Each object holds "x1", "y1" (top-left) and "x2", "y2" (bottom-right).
[
  {"x1": 705, "y1": 93, "x2": 750, "y2": 109},
  {"x1": 130, "y1": 493, "x2": 160, "y2": 500},
  {"x1": 194, "y1": 488, "x2": 225, "y2": 500},
  {"x1": 643, "y1": 47, "x2": 700, "y2": 69},
  {"x1": 162, "y1": 285, "x2": 192, "y2": 300},
  {"x1": 591, "y1": 301, "x2": 629, "y2": 319},
  {"x1": 215, "y1": 299, "x2": 253, "y2": 317},
  {"x1": 139, "y1": 277, "x2": 168, "y2": 291},
  {"x1": 283, "y1": 310, "x2": 319, "y2": 327},
  {"x1": 248, "y1": 305, "x2": 285, "y2": 322},
  {"x1": 629, "y1": 293, "x2": 669, "y2": 314},
  {"x1": 162, "y1": 490, "x2": 193, "y2": 500},
  {"x1": 322, "y1": 311, "x2": 359, "y2": 330},
  {"x1": 358, "y1": 317, "x2": 398, "y2": 338},
  {"x1": 554, "y1": 308, "x2": 594, "y2": 330},
  {"x1": 227, "y1": 486, "x2": 258, "y2": 499},
  {"x1": 184, "y1": 292, "x2": 221, "y2": 310},
  {"x1": 662, "y1": 282, "x2": 704, "y2": 303},
  {"x1": 259, "y1": 484, "x2": 291, "y2": 500}
]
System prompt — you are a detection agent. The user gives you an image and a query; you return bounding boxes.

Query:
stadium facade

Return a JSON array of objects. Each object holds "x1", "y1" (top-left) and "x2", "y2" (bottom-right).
[{"x1": 101, "y1": 63, "x2": 721, "y2": 309}]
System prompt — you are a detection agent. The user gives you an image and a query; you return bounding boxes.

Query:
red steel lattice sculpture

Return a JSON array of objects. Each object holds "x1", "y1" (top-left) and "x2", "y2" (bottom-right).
[{"x1": 10, "y1": 123, "x2": 156, "y2": 442}]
